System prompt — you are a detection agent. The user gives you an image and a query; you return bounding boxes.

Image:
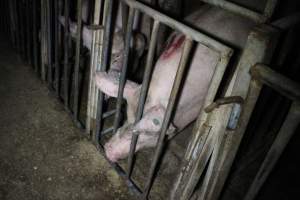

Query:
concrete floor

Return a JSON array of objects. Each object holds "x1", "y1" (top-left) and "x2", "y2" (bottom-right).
[{"x1": 0, "y1": 35, "x2": 136, "y2": 200}]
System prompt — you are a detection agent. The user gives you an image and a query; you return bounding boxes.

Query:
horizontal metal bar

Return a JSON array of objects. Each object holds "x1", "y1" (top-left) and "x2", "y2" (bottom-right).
[
  {"x1": 102, "y1": 109, "x2": 117, "y2": 119},
  {"x1": 271, "y1": 12, "x2": 300, "y2": 30},
  {"x1": 121, "y1": 0, "x2": 232, "y2": 56},
  {"x1": 250, "y1": 64, "x2": 300, "y2": 102},
  {"x1": 200, "y1": 0, "x2": 267, "y2": 23},
  {"x1": 101, "y1": 127, "x2": 114, "y2": 135}
]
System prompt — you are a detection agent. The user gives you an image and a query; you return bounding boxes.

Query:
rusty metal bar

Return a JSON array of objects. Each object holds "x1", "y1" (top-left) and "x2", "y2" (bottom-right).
[
  {"x1": 244, "y1": 101, "x2": 300, "y2": 200},
  {"x1": 113, "y1": 7, "x2": 135, "y2": 132},
  {"x1": 127, "y1": 19, "x2": 160, "y2": 178},
  {"x1": 73, "y1": 0, "x2": 83, "y2": 121},
  {"x1": 251, "y1": 64, "x2": 300, "y2": 102},
  {"x1": 63, "y1": 0, "x2": 70, "y2": 108},
  {"x1": 142, "y1": 38, "x2": 194, "y2": 199}
]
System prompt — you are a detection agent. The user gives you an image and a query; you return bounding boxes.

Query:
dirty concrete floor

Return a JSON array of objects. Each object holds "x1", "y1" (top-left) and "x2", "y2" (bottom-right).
[{"x1": 0, "y1": 35, "x2": 136, "y2": 200}]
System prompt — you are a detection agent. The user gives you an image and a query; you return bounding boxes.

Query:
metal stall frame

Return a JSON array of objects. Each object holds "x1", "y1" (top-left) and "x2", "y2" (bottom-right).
[
  {"x1": 200, "y1": 0, "x2": 278, "y2": 23},
  {"x1": 87, "y1": 0, "x2": 234, "y2": 198},
  {"x1": 244, "y1": 64, "x2": 300, "y2": 200},
  {"x1": 171, "y1": 23, "x2": 281, "y2": 200}
]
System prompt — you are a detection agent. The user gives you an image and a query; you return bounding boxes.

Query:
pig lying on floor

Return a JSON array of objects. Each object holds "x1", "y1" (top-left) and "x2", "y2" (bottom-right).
[{"x1": 95, "y1": 4, "x2": 257, "y2": 162}]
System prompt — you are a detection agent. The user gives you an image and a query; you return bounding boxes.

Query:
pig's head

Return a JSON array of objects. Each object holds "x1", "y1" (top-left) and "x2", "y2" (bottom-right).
[{"x1": 104, "y1": 105, "x2": 176, "y2": 162}]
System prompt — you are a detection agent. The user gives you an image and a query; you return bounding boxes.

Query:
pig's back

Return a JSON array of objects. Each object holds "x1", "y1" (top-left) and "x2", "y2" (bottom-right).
[{"x1": 145, "y1": 5, "x2": 256, "y2": 129}]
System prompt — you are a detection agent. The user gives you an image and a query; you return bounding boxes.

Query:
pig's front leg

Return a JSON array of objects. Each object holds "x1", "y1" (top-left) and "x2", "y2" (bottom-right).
[{"x1": 104, "y1": 105, "x2": 177, "y2": 162}]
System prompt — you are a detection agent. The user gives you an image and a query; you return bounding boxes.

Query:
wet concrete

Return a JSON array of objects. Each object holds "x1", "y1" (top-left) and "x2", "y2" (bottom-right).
[{"x1": 0, "y1": 35, "x2": 136, "y2": 200}]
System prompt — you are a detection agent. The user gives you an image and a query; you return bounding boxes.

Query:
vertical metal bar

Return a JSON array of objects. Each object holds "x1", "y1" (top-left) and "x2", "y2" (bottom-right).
[
  {"x1": 112, "y1": 7, "x2": 135, "y2": 133},
  {"x1": 86, "y1": 0, "x2": 102, "y2": 134},
  {"x1": 73, "y1": 0, "x2": 83, "y2": 121},
  {"x1": 25, "y1": 0, "x2": 32, "y2": 64},
  {"x1": 54, "y1": 0, "x2": 60, "y2": 94},
  {"x1": 46, "y1": 0, "x2": 53, "y2": 87},
  {"x1": 142, "y1": 38, "x2": 194, "y2": 199},
  {"x1": 41, "y1": 0, "x2": 47, "y2": 81},
  {"x1": 32, "y1": 0, "x2": 39, "y2": 74},
  {"x1": 94, "y1": 0, "x2": 115, "y2": 143},
  {"x1": 244, "y1": 101, "x2": 300, "y2": 200},
  {"x1": 127, "y1": 20, "x2": 160, "y2": 178},
  {"x1": 64, "y1": 0, "x2": 70, "y2": 108}
]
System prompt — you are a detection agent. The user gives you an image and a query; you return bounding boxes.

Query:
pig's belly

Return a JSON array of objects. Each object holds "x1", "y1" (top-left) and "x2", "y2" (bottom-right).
[{"x1": 146, "y1": 40, "x2": 219, "y2": 129}]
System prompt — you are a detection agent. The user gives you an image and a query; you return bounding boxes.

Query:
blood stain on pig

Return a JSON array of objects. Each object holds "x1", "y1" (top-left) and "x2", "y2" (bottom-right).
[{"x1": 161, "y1": 35, "x2": 185, "y2": 60}]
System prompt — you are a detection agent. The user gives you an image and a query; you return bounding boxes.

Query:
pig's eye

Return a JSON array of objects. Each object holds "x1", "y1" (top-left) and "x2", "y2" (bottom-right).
[{"x1": 152, "y1": 118, "x2": 160, "y2": 126}]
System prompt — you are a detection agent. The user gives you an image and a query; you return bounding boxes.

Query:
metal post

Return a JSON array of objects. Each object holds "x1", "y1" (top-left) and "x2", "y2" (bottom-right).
[
  {"x1": 112, "y1": 7, "x2": 135, "y2": 132},
  {"x1": 64, "y1": 0, "x2": 70, "y2": 108},
  {"x1": 127, "y1": 20, "x2": 160, "y2": 178},
  {"x1": 54, "y1": 0, "x2": 60, "y2": 95},
  {"x1": 94, "y1": 0, "x2": 115, "y2": 144},
  {"x1": 46, "y1": 0, "x2": 53, "y2": 87},
  {"x1": 73, "y1": 0, "x2": 83, "y2": 123},
  {"x1": 32, "y1": 0, "x2": 39, "y2": 74}
]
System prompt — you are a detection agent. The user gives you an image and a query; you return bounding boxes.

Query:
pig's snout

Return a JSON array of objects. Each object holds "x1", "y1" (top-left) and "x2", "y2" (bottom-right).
[{"x1": 104, "y1": 141, "x2": 130, "y2": 163}]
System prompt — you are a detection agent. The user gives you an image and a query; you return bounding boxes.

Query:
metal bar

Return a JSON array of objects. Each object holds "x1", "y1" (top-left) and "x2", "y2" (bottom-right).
[
  {"x1": 94, "y1": 0, "x2": 115, "y2": 144},
  {"x1": 196, "y1": 26, "x2": 280, "y2": 200},
  {"x1": 74, "y1": 0, "x2": 83, "y2": 121},
  {"x1": 143, "y1": 38, "x2": 194, "y2": 199},
  {"x1": 271, "y1": 12, "x2": 300, "y2": 30},
  {"x1": 32, "y1": 0, "x2": 39, "y2": 74},
  {"x1": 200, "y1": 0, "x2": 267, "y2": 23},
  {"x1": 46, "y1": 0, "x2": 53, "y2": 86},
  {"x1": 101, "y1": 127, "x2": 114, "y2": 135},
  {"x1": 251, "y1": 64, "x2": 300, "y2": 102},
  {"x1": 113, "y1": 7, "x2": 135, "y2": 133},
  {"x1": 54, "y1": 0, "x2": 60, "y2": 95},
  {"x1": 41, "y1": 0, "x2": 47, "y2": 81},
  {"x1": 25, "y1": 0, "x2": 31, "y2": 64},
  {"x1": 244, "y1": 101, "x2": 300, "y2": 200},
  {"x1": 127, "y1": 20, "x2": 160, "y2": 178},
  {"x1": 121, "y1": 0, "x2": 231, "y2": 56},
  {"x1": 64, "y1": 0, "x2": 70, "y2": 108},
  {"x1": 264, "y1": 0, "x2": 279, "y2": 20},
  {"x1": 86, "y1": 0, "x2": 102, "y2": 134},
  {"x1": 102, "y1": 109, "x2": 117, "y2": 119}
]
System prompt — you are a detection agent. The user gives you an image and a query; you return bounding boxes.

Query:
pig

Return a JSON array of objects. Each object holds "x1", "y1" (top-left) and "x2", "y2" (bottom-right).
[{"x1": 94, "y1": 4, "x2": 257, "y2": 162}]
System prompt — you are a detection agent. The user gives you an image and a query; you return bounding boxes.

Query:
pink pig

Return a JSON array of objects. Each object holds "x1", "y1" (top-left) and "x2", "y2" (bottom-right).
[{"x1": 95, "y1": 4, "x2": 256, "y2": 162}]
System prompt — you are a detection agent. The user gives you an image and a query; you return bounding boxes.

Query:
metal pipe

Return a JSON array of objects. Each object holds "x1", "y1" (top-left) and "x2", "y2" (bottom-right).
[
  {"x1": 102, "y1": 109, "x2": 117, "y2": 119},
  {"x1": 26, "y1": 0, "x2": 32, "y2": 64},
  {"x1": 113, "y1": 7, "x2": 135, "y2": 133},
  {"x1": 200, "y1": 0, "x2": 267, "y2": 23},
  {"x1": 250, "y1": 64, "x2": 300, "y2": 102},
  {"x1": 54, "y1": 0, "x2": 60, "y2": 95},
  {"x1": 74, "y1": 0, "x2": 83, "y2": 121},
  {"x1": 127, "y1": 20, "x2": 160, "y2": 178},
  {"x1": 143, "y1": 38, "x2": 194, "y2": 199},
  {"x1": 94, "y1": 0, "x2": 115, "y2": 144},
  {"x1": 46, "y1": 0, "x2": 53, "y2": 87},
  {"x1": 32, "y1": 0, "x2": 39, "y2": 74},
  {"x1": 271, "y1": 12, "x2": 300, "y2": 30},
  {"x1": 64, "y1": 0, "x2": 70, "y2": 108}
]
